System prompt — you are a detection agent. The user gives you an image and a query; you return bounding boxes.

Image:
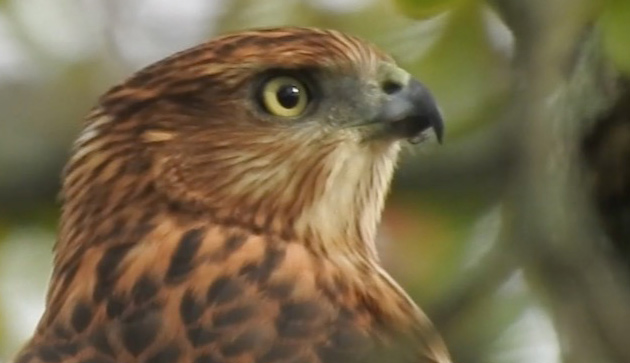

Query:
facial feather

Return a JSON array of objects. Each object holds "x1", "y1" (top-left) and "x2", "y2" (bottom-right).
[
  {"x1": 51, "y1": 28, "x2": 424, "y2": 297},
  {"x1": 294, "y1": 140, "x2": 401, "y2": 258},
  {"x1": 57, "y1": 28, "x2": 396, "y2": 253}
]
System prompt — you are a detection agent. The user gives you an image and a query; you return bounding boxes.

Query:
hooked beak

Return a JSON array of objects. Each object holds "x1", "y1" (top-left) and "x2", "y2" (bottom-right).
[{"x1": 376, "y1": 79, "x2": 444, "y2": 144}]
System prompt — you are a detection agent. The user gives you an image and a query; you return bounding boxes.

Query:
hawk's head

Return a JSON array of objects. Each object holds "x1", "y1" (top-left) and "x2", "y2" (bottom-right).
[{"x1": 64, "y1": 27, "x2": 443, "y2": 258}]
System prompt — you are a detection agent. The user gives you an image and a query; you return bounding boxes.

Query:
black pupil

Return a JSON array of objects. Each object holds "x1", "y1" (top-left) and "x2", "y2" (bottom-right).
[{"x1": 276, "y1": 85, "x2": 301, "y2": 109}]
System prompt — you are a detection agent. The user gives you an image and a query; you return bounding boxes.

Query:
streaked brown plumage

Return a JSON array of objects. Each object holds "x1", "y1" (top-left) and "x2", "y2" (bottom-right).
[{"x1": 14, "y1": 27, "x2": 449, "y2": 363}]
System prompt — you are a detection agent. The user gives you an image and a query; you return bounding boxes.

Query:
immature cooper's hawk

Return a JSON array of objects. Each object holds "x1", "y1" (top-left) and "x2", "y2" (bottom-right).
[{"x1": 14, "y1": 27, "x2": 449, "y2": 363}]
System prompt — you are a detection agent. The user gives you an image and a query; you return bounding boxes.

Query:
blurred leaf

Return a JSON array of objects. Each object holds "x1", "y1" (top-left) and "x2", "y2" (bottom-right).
[
  {"x1": 601, "y1": 0, "x2": 630, "y2": 75},
  {"x1": 394, "y1": 0, "x2": 474, "y2": 19},
  {"x1": 407, "y1": 1, "x2": 511, "y2": 134},
  {"x1": 447, "y1": 276, "x2": 532, "y2": 362}
]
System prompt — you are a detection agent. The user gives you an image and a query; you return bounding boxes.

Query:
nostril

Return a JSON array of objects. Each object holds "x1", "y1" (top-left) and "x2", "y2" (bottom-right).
[{"x1": 382, "y1": 80, "x2": 403, "y2": 95}]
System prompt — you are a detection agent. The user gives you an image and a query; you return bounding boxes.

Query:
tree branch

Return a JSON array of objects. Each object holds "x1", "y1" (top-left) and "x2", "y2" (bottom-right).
[{"x1": 491, "y1": 0, "x2": 630, "y2": 362}]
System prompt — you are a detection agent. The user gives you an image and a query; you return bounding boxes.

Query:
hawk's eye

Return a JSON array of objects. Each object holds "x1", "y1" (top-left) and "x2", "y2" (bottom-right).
[{"x1": 260, "y1": 76, "x2": 309, "y2": 118}]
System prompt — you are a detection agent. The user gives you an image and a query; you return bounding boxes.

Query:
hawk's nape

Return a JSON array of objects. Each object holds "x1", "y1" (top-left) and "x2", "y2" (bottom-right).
[{"x1": 14, "y1": 27, "x2": 448, "y2": 363}]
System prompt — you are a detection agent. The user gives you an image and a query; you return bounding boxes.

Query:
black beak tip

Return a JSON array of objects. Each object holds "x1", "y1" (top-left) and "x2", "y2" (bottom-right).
[
  {"x1": 406, "y1": 79, "x2": 444, "y2": 145},
  {"x1": 433, "y1": 112, "x2": 445, "y2": 144},
  {"x1": 405, "y1": 113, "x2": 444, "y2": 145}
]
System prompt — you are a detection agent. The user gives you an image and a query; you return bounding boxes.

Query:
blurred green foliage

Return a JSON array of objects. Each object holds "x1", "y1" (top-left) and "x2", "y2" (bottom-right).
[
  {"x1": 412, "y1": 0, "x2": 510, "y2": 135},
  {"x1": 601, "y1": 0, "x2": 630, "y2": 75},
  {"x1": 394, "y1": 0, "x2": 470, "y2": 19}
]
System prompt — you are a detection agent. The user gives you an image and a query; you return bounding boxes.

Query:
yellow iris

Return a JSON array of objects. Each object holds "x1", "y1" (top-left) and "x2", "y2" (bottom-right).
[{"x1": 261, "y1": 76, "x2": 309, "y2": 118}]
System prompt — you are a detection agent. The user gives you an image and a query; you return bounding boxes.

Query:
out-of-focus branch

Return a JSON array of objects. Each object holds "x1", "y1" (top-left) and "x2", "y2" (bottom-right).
[
  {"x1": 489, "y1": 0, "x2": 630, "y2": 362},
  {"x1": 582, "y1": 80, "x2": 630, "y2": 270},
  {"x1": 430, "y1": 245, "x2": 514, "y2": 330}
]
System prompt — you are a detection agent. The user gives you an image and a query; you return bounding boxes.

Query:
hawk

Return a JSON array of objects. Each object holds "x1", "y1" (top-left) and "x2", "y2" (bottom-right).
[{"x1": 14, "y1": 27, "x2": 449, "y2": 363}]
